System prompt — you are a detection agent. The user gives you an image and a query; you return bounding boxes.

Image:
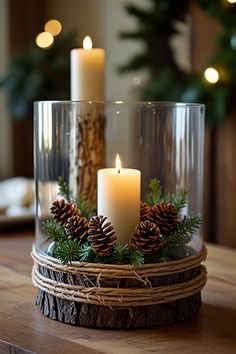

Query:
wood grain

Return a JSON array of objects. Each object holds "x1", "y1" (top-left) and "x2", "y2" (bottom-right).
[{"x1": 0, "y1": 232, "x2": 236, "y2": 354}]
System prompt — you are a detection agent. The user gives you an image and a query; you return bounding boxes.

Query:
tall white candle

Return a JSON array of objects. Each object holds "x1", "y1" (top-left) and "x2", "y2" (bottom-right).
[
  {"x1": 98, "y1": 155, "x2": 141, "y2": 244},
  {"x1": 70, "y1": 36, "x2": 105, "y2": 100}
]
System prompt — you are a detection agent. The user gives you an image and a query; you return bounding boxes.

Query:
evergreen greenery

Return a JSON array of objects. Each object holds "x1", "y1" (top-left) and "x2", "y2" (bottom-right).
[
  {"x1": 119, "y1": 0, "x2": 236, "y2": 126},
  {"x1": 55, "y1": 240, "x2": 81, "y2": 265},
  {"x1": 146, "y1": 178, "x2": 189, "y2": 212},
  {"x1": 130, "y1": 249, "x2": 145, "y2": 267},
  {"x1": 42, "y1": 220, "x2": 67, "y2": 243},
  {"x1": 162, "y1": 214, "x2": 202, "y2": 248},
  {"x1": 113, "y1": 243, "x2": 130, "y2": 264},
  {"x1": 58, "y1": 176, "x2": 93, "y2": 219},
  {"x1": 168, "y1": 187, "x2": 190, "y2": 212},
  {"x1": 43, "y1": 177, "x2": 202, "y2": 266},
  {"x1": 73, "y1": 193, "x2": 93, "y2": 220},
  {"x1": 0, "y1": 31, "x2": 78, "y2": 119},
  {"x1": 58, "y1": 176, "x2": 71, "y2": 202},
  {"x1": 77, "y1": 242, "x2": 95, "y2": 263},
  {"x1": 146, "y1": 179, "x2": 162, "y2": 206}
]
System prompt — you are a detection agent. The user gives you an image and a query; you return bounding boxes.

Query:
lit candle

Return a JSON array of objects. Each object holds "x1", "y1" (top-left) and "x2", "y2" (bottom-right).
[
  {"x1": 97, "y1": 155, "x2": 141, "y2": 244},
  {"x1": 70, "y1": 36, "x2": 105, "y2": 100}
]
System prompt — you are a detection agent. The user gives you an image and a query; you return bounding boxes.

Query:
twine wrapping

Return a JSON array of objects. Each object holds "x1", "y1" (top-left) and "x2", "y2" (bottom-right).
[{"x1": 31, "y1": 244, "x2": 207, "y2": 307}]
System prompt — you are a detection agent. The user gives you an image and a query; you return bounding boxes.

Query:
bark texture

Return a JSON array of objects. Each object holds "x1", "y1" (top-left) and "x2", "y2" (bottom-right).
[{"x1": 35, "y1": 265, "x2": 202, "y2": 328}]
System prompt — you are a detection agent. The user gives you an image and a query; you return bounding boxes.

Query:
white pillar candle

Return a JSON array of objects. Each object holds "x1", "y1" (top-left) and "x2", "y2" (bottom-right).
[
  {"x1": 70, "y1": 36, "x2": 105, "y2": 100},
  {"x1": 98, "y1": 155, "x2": 141, "y2": 244}
]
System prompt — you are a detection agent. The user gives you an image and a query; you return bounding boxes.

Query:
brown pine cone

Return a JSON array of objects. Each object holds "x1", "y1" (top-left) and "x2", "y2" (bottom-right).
[
  {"x1": 65, "y1": 215, "x2": 88, "y2": 242},
  {"x1": 88, "y1": 215, "x2": 117, "y2": 256},
  {"x1": 140, "y1": 201, "x2": 150, "y2": 221},
  {"x1": 50, "y1": 199, "x2": 79, "y2": 226},
  {"x1": 148, "y1": 202, "x2": 179, "y2": 234},
  {"x1": 131, "y1": 220, "x2": 162, "y2": 255}
]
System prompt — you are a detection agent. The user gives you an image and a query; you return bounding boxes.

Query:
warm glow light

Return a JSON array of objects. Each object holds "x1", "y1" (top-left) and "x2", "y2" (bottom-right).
[
  {"x1": 83, "y1": 36, "x2": 92, "y2": 50},
  {"x1": 44, "y1": 19, "x2": 62, "y2": 36},
  {"x1": 227, "y1": 0, "x2": 236, "y2": 4},
  {"x1": 36, "y1": 31, "x2": 54, "y2": 49},
  {"x1": 116, "y1": 154, "x2": 122, "y2": 173},
  {"x1": 204, "y1": 67, "x2": 219, "y2": 84}
]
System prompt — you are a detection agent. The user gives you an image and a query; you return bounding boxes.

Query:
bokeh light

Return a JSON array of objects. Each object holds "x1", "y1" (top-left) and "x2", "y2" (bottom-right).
[
  {"x1": 204, "y1": 67, "x2": 219, "y2": 84},
  {"x1": 35, "y1": 32, "x2": 54, "y2": 49},
  {"x1": 44, "y1": 19, "x2": 62, "y2": 37}
]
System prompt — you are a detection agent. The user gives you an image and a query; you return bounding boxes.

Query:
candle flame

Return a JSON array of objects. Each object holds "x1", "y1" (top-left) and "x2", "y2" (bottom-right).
[
  {"x1": 83, "y1": 36, "x2": 92, "y2": 50},
  {"x1": 116, "y1": 154, "x2": 121, "y2": 174}
]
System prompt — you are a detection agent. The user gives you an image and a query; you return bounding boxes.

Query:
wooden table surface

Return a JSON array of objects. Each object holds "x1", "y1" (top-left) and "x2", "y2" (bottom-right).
[{"x1": 0, "y1": 228, "x2": 236, "y2": 354}]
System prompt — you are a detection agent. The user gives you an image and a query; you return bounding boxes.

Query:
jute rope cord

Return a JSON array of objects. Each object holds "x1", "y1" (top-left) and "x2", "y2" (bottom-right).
[
  {"x1": 32, "y1": 264, "x2": 206, "y2": 307},
  {"x1": 31, "y1": 243, "x2": 207, "y2": 279},
  {"x1": 31, "y1": 244, "x2": 207, "y2": 307}
]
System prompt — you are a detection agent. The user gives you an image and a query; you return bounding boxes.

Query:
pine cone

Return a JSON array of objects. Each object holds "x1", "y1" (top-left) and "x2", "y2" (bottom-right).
[
  {"x1": 140, "y1": 201, "x2": 150, "y2": 221},
  {"x1": 65, "y1": 215, "x2": 88, "y2": 242},
  {"x1": 148, "y1": 202, "x2": 179, "y2": 234},
  {"x1": 50, "y1": 199, "x2": 79, "y2": 226},
  {"x1": 131, "y1": 220, "x2": 162, "y2": 255},
  {"x1": 88, "y1": 215, "x2": 117, "y2": 256}
]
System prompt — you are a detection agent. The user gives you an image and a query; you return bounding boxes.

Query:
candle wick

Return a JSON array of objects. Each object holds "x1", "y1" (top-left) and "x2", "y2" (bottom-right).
[{"x1": 118, "y1": 169, "x2": 120, "y2": 174}]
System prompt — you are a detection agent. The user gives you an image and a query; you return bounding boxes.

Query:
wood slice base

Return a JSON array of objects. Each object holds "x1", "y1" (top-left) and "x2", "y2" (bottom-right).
[{"x1": 35, "y1": 265, "x2": 202, "y2": 329}]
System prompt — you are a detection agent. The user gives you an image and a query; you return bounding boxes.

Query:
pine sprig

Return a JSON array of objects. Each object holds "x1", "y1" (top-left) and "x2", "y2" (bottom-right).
[
  {"x1": 146, "y1": 178, "x2": 189, "y2": 212},
  {"x1": 58, "y1": 176, "x2": 71, "y2": 202},
  {"x1": 170, "y1": 186, "x2": 189, "y2": 212},
  {"x1": 42, "y1": 219, "x2": 67, "y2": 243},
  {"x1": 55, "y1": 240, "x2": 81, "y2": 264},
  {"x1": 113, "y1": 243, "x2": 130, "y2": 264},
  {"x1": 73, "y1": 193, "x2": 93, "y2": 219},
  {"x1": 130, "y1": 249, "x2": 145, "y2": 267},
  {"x1": 57, "y1": 176, "x2": 94, "y2": 218},
  {"x1": 146, "y1": 178, "x2": 162, "y2": 206},
  {"x1": 163, "y1": 214, "x2": 202, "y2": 249},
  {"x1": 161, "y1": 186, "x2": 190, "y2": 212},
  {"x1": 77, "y1": 242, "x2": 95, "y2": 263}
]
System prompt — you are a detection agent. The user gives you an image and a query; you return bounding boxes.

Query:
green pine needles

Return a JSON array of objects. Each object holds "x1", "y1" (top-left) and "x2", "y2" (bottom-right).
[
  {"x1": 163, "y1": 214, "x2": 202, "y2": 248},
  {"x1": 146, "y1": 178, "x2": 189, "y2": 212},
  {"x1": 42, "y1": 219, "x2": 67, "y2": 243},
  {"x1": 58, "y1": 176, "x2": 71, "y2": 202},
  {"x1": 43, "y1": 177, "x2": 202, "y2": 266},
  {"x1": 73, "y1": 193, "x2": 93, "y2": 220},
  {"x1": 55, "y1": 240, "x2": 81, "y2": 264},
  {"x1": 58, "y1": 176, "x2": 93, "y2": 219}
]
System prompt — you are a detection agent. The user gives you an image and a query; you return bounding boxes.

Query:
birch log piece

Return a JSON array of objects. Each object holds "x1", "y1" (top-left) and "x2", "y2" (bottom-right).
[{"x1": 69, "y1": 109, "x2": 105, "y2": 207}]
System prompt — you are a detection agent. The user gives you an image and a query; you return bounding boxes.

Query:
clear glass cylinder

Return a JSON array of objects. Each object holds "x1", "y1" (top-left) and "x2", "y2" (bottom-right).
[{"x1": 34, "y1": 101, "x2": 204, "y2": 256}]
